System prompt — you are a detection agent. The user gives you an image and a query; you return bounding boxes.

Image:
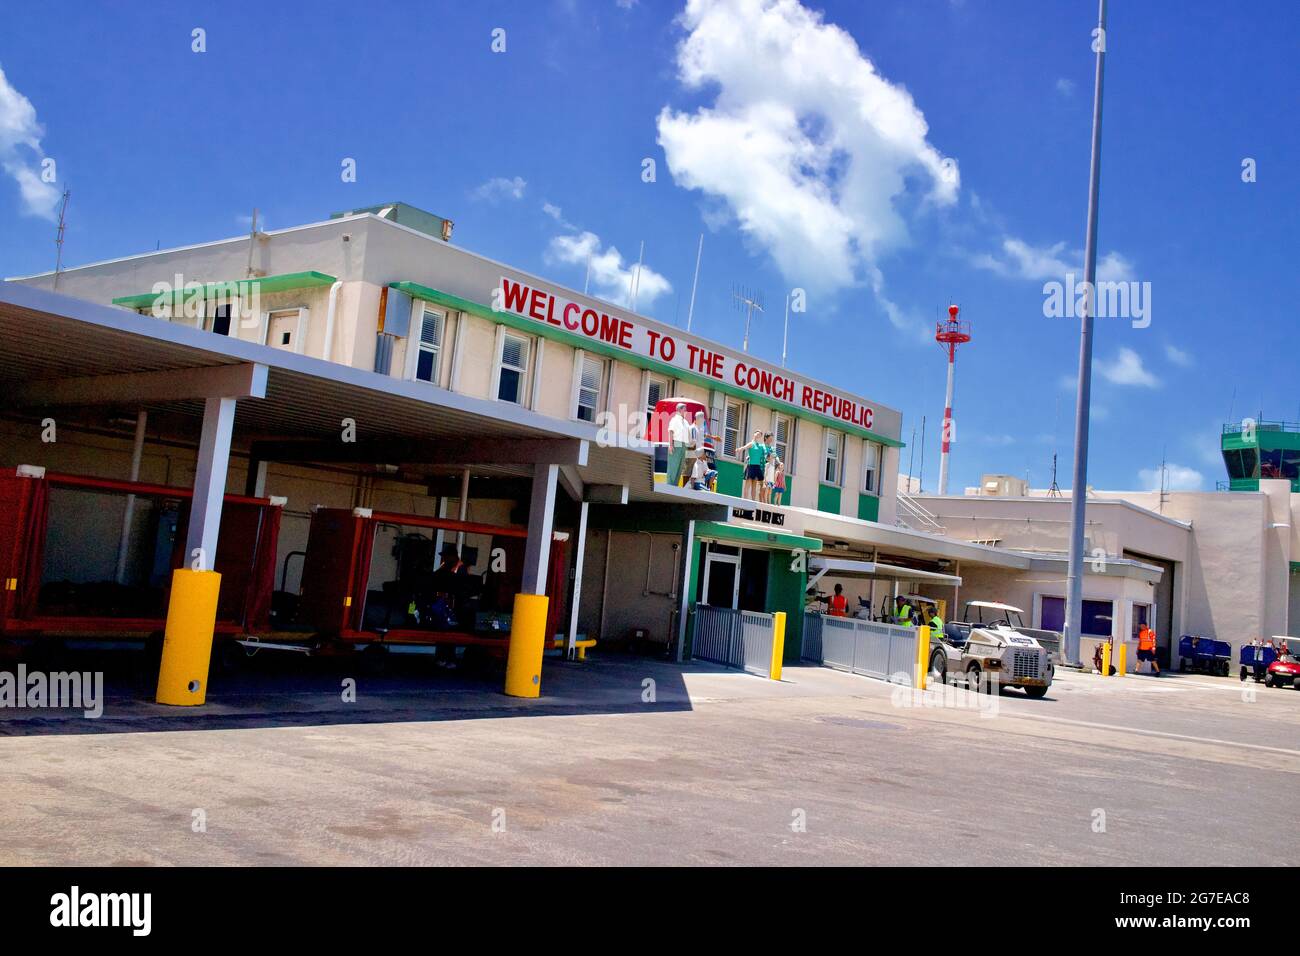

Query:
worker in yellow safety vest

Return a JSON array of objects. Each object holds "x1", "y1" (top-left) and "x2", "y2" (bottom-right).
[
  {"x1": 927, "y1": 605, "x2": 944, "y2": 635},
  {"x1": 894, "y1": 596, "x2": 914, "y2": 627}
]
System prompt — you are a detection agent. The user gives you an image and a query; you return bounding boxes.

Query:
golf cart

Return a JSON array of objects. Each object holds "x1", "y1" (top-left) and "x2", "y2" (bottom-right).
[{"x1": 928, "y1": 600, "x2": 1055, "y2": 698}]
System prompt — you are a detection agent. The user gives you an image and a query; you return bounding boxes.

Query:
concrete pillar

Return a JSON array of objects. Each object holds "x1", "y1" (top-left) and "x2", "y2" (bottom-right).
[
  {"x1": 521, "y1": 462, "x2": 558, "y2": 595},
  {"x1": 114, "y1": 409, "x2": 148, "y2": 583},
  {"x1": 185, "y1": 396, "x2": 236, "y2": 571},
  {"x1": 674, "y1": 520, "x2": 696, "y2": 662},
  {"x1": 565, "y1": 500, "x2": 589, "y2": 658}
]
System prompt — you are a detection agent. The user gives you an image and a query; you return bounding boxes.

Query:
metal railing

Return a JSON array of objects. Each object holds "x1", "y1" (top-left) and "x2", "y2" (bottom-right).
[
  {"x1": 895, "y1": 491, "x2": 946, "y2": 534},
  {"x1": 691, "y1": 605, "x2": 777, "y2": 678},
  {"x1": 804, "y1": 612, "x2": 919, "y2": 682}
]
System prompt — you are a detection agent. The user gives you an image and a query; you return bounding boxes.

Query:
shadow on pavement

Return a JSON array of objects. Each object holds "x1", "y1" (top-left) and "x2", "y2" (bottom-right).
[{"x1": 0, "y1": 643, "x2": 705, "y2": 737}]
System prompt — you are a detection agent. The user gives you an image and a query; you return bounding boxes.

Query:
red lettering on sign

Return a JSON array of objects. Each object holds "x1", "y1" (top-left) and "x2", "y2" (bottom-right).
[
  {"x1": 502, "y1": 279, "x2": 529, "y2": 314},
  {"x1": 528, "y1": 289, "x2": 548, "y2": 322},
  {"x1": 581, "y1": 308, "x2": 600, "y2": 337},
  {"x1": 660, "y1": 335, "x2": 676, "y2": 362},
  {"x1": 562, "y1": 302, "x2": 580, "y2": 330}
]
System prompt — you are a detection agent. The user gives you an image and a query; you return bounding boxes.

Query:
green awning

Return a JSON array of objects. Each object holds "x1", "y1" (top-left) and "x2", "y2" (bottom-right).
[
  {"x1": 695, "y1": 520, "x2": 822, "y2": 552},
  {"x1": 112, "y1": 271, "x2": 338, "y2": 309}
]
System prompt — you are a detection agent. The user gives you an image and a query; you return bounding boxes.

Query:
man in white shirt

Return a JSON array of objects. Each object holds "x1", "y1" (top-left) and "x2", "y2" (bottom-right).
[{"x1": 667, "y1": 403, "x2": 690, "y2": 486}]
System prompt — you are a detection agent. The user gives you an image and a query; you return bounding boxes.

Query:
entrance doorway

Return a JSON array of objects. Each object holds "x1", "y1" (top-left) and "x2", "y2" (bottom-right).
[
  {"x1": 699, "y1": 543, "x2": 770, "y2": 612},
  {"x1": 702, "y1": 545, "x2": 740, "y2": 608}
]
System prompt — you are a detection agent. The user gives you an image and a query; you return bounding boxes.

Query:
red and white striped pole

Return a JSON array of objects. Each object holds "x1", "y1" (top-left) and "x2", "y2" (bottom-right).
[{"x1": 938, "y1": 341, "x2": 956, "y2": 495}]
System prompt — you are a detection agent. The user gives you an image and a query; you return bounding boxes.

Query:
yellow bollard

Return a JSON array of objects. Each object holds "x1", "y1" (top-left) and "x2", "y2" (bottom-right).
[
  {"x1": 769, "y1": 611, "x2": 786, "y2": 681},
  {"x1": 915, "y1": 625, "x2": 931, "y2": 691},
  {"x1": 1100, "y1": 640, "x2": 1112, "y2": 676},
  {"x1": 155, "y1": 568, "x2": 222, "y2": 706},
  {"x1": 1115, "y1": 640, "x2": 1128, "y2": 677},
  {"x1": 504, "y1": 593, "x2": 549, "y2": 698}
]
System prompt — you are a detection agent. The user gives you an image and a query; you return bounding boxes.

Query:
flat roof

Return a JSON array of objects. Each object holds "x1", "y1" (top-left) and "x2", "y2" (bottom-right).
[
  {"x1": 7, "y1": 210, "x2": 903, "y2": 441},
  {"x1": 0, "y1": 283, "x2": 677, "y2": 504}
]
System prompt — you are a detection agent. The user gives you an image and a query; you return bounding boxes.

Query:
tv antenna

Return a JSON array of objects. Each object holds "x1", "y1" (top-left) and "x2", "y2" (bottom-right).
[
  {"x1": 1047, "y1": 453, "x2": 1062, "y2": 497},
  {"x1": 732, "y1": 285, "x2": 764, "y2": 352},
  {"x1": 52, "y1": 188, "x2": 71, "y2": 291}
]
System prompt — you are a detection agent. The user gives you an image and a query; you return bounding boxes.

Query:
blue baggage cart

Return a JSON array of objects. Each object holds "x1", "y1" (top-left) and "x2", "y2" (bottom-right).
[
  {"x1": 1178, "y1": 635, "x2": 1231, "y2": 676},
  {"x1": 1239, "y1": 643, "x2": 1277, "y2": 682}
]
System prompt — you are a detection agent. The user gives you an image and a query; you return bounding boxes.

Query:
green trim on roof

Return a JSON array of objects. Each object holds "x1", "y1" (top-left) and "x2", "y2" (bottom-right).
[
  {"x1": 112, "y1": 271, "x2": 338, "y2": 309},
  {"x1": 390, "y1": 280, "x2": 905, "y2": 447},
  {"x1": 694, "y1": 520, "x2": 822, "y2": 552}
]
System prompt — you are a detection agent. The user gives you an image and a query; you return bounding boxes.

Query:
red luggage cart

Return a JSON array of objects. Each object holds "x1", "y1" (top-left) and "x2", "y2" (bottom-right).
[{"x1": 0, "y1": 467, "x2": 281, "y2": 644}]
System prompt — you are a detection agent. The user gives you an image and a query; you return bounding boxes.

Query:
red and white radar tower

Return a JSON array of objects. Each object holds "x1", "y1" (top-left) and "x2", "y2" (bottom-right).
[{"x1": 935, "y1": 304, "x2": 971, "y2": 496}]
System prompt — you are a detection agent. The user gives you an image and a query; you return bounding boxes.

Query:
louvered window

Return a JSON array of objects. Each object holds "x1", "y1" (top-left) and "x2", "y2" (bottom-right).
[{"x1": 414, "y1": 308, "x2": 443, "y2": 383}]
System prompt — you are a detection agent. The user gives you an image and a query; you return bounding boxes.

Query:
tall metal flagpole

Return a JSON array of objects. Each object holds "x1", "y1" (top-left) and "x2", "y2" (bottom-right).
[{"x1": 1063, "y1": 0, "x2": 1108, "y2": 668}]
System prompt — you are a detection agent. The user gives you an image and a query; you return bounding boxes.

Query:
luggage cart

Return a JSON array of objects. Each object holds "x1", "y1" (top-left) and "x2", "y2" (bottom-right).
[
  {"x1": 1239, "y1": 641, "x2": 1278, "y2": 682},
  {"x1": 1177, "y1": 634, "x2": 1231, "y2": 676},
  {"x1": 255, "y1": 506, "x2": 572, "y2": 664},
  {"x1": 0, "y1": 466, "x2": 281, "y2": 655}
]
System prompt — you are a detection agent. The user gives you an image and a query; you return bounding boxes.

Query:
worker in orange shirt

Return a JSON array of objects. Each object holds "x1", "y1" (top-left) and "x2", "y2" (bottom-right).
[
  {"x1": 1137, "y1": 622, "x2": 1160, "y2": 675},
  {"x1": 828, "y1": 583, "x2": 848, "y2": 617}
]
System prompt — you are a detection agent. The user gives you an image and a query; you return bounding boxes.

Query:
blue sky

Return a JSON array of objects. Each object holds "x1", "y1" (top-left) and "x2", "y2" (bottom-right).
[{"x1": 2, "y1": 0, "x2": 1296, "y2": 493}]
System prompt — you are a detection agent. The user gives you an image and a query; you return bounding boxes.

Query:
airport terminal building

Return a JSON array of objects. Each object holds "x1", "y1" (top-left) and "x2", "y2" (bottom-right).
[{"x1": 2, "y1": 201, "x2": 1293, "y2": 686}]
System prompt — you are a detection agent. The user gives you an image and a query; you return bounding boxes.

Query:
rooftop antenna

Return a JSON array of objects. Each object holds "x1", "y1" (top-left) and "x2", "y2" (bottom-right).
[
  {"x1": 935, "y1": 303, "x2": 971, "y2": 495},
  {"x1": 52, "y1": 188, "x2": 71, "y2": 291},
  {"x1": 1158, "y1": 446, "x2": 1169, "y2": 513},
  {"x1": 906, "y1": 425, "x2": 917, "y2": 492},
  {"x1": 781, "y1": 292, "x2": 791, "y2": 367},
  {"x1": 732, "y1": 285, "x2": 764, "y2": 352},
  {"x1": 629, "y1": 240, "x2": 645, "y2": 311},
  {"x1": 685, "y1": 233, "x2": 703, "y2": 331},
  {"x1": 583, "y1": 251, "x2": 592, "y2": 295},
  {"x1": 245, "y1": 208, "x2": 264, "y2": 279},
  {"x1": 1047, "y1": 453, "x2": 1062, "y2": 497},
  {"x1": 918, "y1": 414, "x2": 927, "y2": 493}
]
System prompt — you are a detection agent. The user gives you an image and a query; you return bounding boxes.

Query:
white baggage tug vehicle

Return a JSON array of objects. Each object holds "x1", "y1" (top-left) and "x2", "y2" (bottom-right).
[{"x1": 928, "y1": 601, "x2": 1055, "y2": 698}]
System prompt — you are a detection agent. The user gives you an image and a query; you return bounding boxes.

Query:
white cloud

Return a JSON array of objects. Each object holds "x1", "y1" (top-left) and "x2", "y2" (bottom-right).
[
  {"x1": 973, "y1": 237, "x2": 1134, "y2": 283},
  {"x1": 471, "y1": 175, "x2": 527, "y2": 202},
  {"x1": 1164, "y1": 343, "x2": 1193, "y2": 367},
  {"x1": 541, "y1": 201, "x2": 577, "y2": 231},
  {"x1": 1096, "y1": 347, "x2": 1156, "y2": 388},
  {"x1": 1055, "y1": 77, "x2": 1076, "y2": 97},
  {"x1": 655, "y1": 0, "x2": 957, "y2": 305},
  {"x1": 0, "y1": 64, "x2": 60, "y2": 220},
  {"x1": 1138, "y1": 463, "x2": 1204, "y2": 492},
  {"x1": 546, "y1": 230, "x2": 672, "y2": 310}
]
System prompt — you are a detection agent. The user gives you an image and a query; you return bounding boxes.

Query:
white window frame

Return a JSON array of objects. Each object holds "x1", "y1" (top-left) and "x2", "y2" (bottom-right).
[
  {"x1": 405, "y1": 305, "x2": 446, "y2": 385},
  {"x1": 642, "y1": 372, "x2": 672, "y2": 438},
  {"x1": 722, "y1": 399, "x2": 746, "y2": 458},
  {"x1": 491, "y1": 327, "x2": 533, "y2": 406},
  {"x1": 772, "y1": 412, "x2": 795, "y2": 474},
  {"x1": 262, "y1": 307, "x2": 308, "y2": 354},
  {"x1": 822, "y1": 429, "x2": 844, "y2": 486},
  {"x1": 861, "y1": 440, "x2": 881, "y2": 495},
  {"x1": 571, "y1": 349, "x2": 607, "y2": 424}
]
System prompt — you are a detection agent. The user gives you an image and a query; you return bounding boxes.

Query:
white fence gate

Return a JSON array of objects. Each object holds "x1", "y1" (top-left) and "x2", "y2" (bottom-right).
[
  {"x1": 803, "y1": 612, "x2": 919, "y2": 682},
  {"x1": 691, "y1": 605, "x2": 778, "y2": 678}
]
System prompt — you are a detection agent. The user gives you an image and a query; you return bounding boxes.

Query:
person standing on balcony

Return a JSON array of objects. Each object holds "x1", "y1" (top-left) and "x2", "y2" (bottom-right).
[
  {"x1": 738, "y1": 430, "x2": 768, "y2": 501},
  {"x1": 667, "y1": 403, "x2": 691, "y2": 487}
]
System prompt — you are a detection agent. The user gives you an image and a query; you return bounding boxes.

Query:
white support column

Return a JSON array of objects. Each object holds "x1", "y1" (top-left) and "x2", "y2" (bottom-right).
[
  {"x1": 114, "y1": 409, "x2": 148, "y2": 583},
  {"x1": 521, "y1": 462, "x2": 558, "y2": 595},
  {"x1": 185, "y1": 397, "x2": 236, "y2": 571},
  {"x1": 251, "y1": 459, "x2": 268, "y2": 497},
  {"x1": 455, "y1": 466, "x2": 471, "y2": 550},
  {"x1": 566, "y1": 499, "x2": 589, "y2": 657},
  {"x1": 675, "y1": 520, "x2": 696, "y2": 662}
]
